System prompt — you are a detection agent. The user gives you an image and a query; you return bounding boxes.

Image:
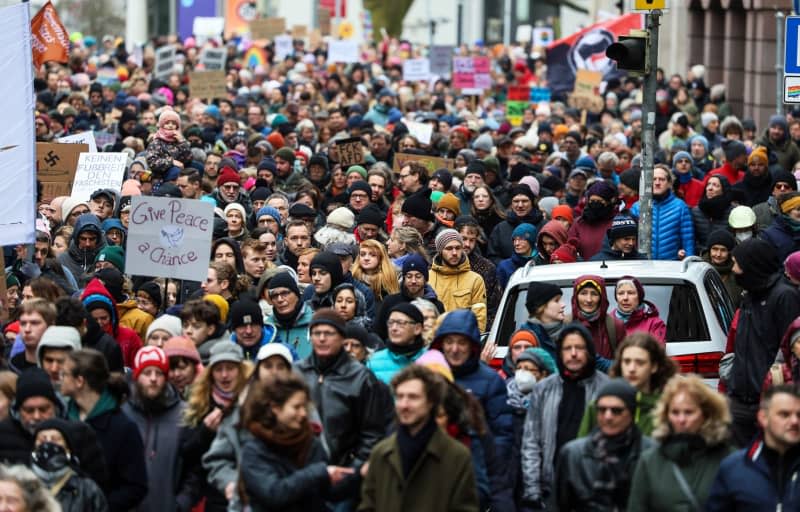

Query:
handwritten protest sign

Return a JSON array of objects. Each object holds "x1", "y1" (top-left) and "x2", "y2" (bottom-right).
[
  {"x1": 154, "y1": 45, "x2": 176, "y2": 80},
  {"x1": 291, "y1": 25, "x2": 308, "y2": 39},
  {"x1": 125, "y1": 197, "x2": 214, "y2": 281},
  {"x1": 568, "y1": 69, "x2": 604, "y2": 113},
  {"x1": 404, "y1": 121, "x2": 433, "y2": 145},
  {"x1": 402, "y1": 58, "x2": 430, "y2": 81},
  {"x1": 193, "y1": 17, "x2": 225, "y2": 44},
  {"x1": 250, "y1": 18, "x2": 286, "y2": 39},
  {"x1": 57, "y1": 131, "x2": 97, "y2": 153},
  {"x1": 189, "y1": 71, "x2": 228, "y2": 100},
  {"x1": 199, "y1": 47, "x2": 227, "y2": 71},
  {"x1": 274, "y1": 34, "x2": 293, "y2": 60},
  {"x1": 453, "y1": 56, "x2": 491, "y2": 92},
  {"x1": 336, "y1": 138, "x2": 365, "y2": 166},
  {"x1": 392, "y1": 153, "x2": 455, "y2": 175},
  {"x1": 327, "y1": 40, "x2": 359, "y2": 63},
  {"x1": 70, "y1": 152, "x2": 127, "y2": 202},
  {"x1": 36, "y1": 142, "x2": 88, "y2": 201}
]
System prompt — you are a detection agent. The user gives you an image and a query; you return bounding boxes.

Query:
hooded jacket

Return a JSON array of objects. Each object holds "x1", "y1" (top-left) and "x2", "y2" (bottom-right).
[
  {"x1": 81, "y1": 278, "x2": 143, "y2": 368},
  {"x1": 570, "y1": 275, "x2": 625, "y2": 360},
  {"x1": 211, "y1": 237, "x2": 245, "y2": 274},
  {"x1": 58, "y1": 214, "x2": 106, "y2": 287},
  {"x1": 117, "y1": 299, "x2": 154, "y2": 342},
  {"x1": 488, "y1": 208, "x2": 545, "y2": 263},
  {"x1": 429, "y1": 255, "x2": 487, "y2": 331},
  {"x1": 520, "y1": 323, "x2": 609, "y2": 502},
  {"x1": 430, "y1": 309, "x2": 514, "y2": 461},
  {"x1": 568, "y1": 214, "x2": 616, "y2": 261},
  {"x1": 536, "y1": 220, "x2": 568, "y2": 261},
  {"x1": 121, "y1": 383, "x2": 186, "y2": 512}
]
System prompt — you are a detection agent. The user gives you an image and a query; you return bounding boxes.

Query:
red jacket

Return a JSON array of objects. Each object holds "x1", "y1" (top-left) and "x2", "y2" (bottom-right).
[
  {"x1": 705, "y1": 162, "x2": 744, "y2": 186},
  {"x1": 81, "y1": 279, "x2": 143, "y2": 368},
  {"x1": 677, "y1": 178, "x2": 705, "y2": 208}
]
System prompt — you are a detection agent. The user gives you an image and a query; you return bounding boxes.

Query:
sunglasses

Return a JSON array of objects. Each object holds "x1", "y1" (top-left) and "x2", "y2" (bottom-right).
[{"x1": 597, "y1": 406, "x2": 626, "y2": 416}]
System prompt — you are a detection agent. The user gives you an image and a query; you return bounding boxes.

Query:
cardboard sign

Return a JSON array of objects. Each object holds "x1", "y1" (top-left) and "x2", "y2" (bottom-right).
[
  {"x1": 199, "y1": 47, "x2": 227, "y2": 71},
  {"x1": 335, "y1": 138, "x2": 365, "y2": 166},
  {"x1": 402, "y1": 58, "x2": 431, "y2": 81},
  {"x1": 429, "y1": 45, "x2": 453, "y2": 77},
  {"x1": 188, "y1": 70, "x2": 228, "y2": 100},
  {"x1": 404, "y1": 121, "x2": 433, "y2": 145},
  {"x1": 567, "y1": 93, "x2": 604, "y2": 113},
  {"x1": 569, "y1": 69, "x2": 604, "y2": 113},
  {"x1": 392, "y1": 153, "x2": 455, "y2": 175},
  {"x1": 327, "y1": 40, "x2": 359, "y2": 63},
  {"x1": 274, "y1": 34, "x2": 293, "y2": 61},
  {"x1": 70, "y1": 152, "x2": 127, "y2": 202},
  {"x1": 291, "y1": 25, "x2": 308, "y2": 39},
  {"x1": 125, "y1": 197, "x2": 214, "y2": 281},
  {"x1": 36, "y1": 142, "x2": 88, "y2": 200},
  {"x1": 250, "y1": 18, "x2": 286, "y2": 39},
  {"x1": 57, "y1": 131, "x2": 97, "y2": 153},
  {"x1": 309, "y1": 29, "x2": 322, "y2": 48},
  {"x1": 318, "y1": 8, "x2": 331, "y2": 35},
  {"x1": 154, "y1": 45, "x2": 176, "y2": 80}
]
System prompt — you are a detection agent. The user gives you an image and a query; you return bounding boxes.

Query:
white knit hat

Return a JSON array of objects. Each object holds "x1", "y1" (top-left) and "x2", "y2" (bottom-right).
[{"x1": 326, "y1": 207, "x2": 355, "y2": 230}]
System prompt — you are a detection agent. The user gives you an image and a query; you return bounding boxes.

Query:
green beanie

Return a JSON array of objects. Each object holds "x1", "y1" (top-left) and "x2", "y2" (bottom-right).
[
  {"x1": 346, "y1": 165, "x2": 367, "y2": 179},
  {"x1": 95, "y1": 245, "x2": 125, "y2": 272},
  {"x1": 275, "y1": 147, "x2": 296, "y2": 163}
]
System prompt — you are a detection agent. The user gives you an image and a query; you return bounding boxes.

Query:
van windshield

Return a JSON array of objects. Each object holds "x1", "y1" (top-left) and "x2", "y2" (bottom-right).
[{"x1": 495, "y1": 278, "x2": 709, "y2": 346}]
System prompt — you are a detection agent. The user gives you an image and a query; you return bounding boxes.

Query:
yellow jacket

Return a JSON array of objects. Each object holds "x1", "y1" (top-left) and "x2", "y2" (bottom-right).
[
  {"x1": 117, "y1": 299, "x2": 154, "y2": 341},
  {"x1": 429, "y1": 255, "x2": 487, "y2": 331}
]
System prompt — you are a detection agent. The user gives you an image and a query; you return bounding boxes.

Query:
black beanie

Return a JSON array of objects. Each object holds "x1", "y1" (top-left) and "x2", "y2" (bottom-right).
[
  {"x1": 465, "y1": 160, "x2": 487, "y2": 178},
  {"x1": 344, "y1": 322, "x2": 379, "y2": 349},
  {"x1": 401, "y1": 190, "x2": 435, "y2": 223},
  {"x1": 510, "y1": 184, "x2": 537, "y2": 203},
  {"x1": 357, "y1": 204, "x2": 385, "y2": 227},
  {"x1": 389, "y1": 302, "x2": 424, "y2": 325},
  {"x1": 310, "y1": 252, "x2": 345, "y2": 287},
  {"x1": 310, "y1": 308, "x2": 346, "y2": 336},
  {"x1": 268, "y1": 272, "x2": 300, "y2": 297},
  {"x1": 348, "y1": 180, "x2": 372, "y2": 198},
  {"x1": 431, "y1": 169, "x2": 453, "y2": 190},
  {"x1": 509, "y1": 162, "x2": 534, "y2": 183},
  {"x1": 229, "y1": 300, "x2": 264, "y2": 329},
  {"x1": 250, "y1": 187, "x2": 271, "y2": 202},
  {"x1": 95, "y1": 268, "x2": 125, "y2": 303},
  {"x1": 526, "y1": 281, "x2": 563, "y2": 314},
  {"x1": 596, "y1": 378, "x2": 638, "y2": 414},
  {"x1": 137, "y1": 281, "x2": 163, "y2": 309},
  {"x1": 14, "y1": 368, "x2": 59, "y2": 412},
  {"x1": 619, "y1": 168, "x2": 640, "y2": 191},
  {"x1": 772, "y1": 170, "x2": 799, "y2": 191},
  {"x1": 706, "y1": 229, "x2": 736, "y2": 251},
  {"x1": 731, "y1": 238, "x2": 779, "y2": 280}
]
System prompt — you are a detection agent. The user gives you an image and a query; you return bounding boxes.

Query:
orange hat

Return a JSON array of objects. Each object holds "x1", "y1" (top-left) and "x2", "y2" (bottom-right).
[
  {"x1": 551, "y1": 205, "x2": 574, "y2": 224},
  {"x1": 748, "y1": 146, "x2": 768, "y2": 166},
  {"x1": 266, "y1": 132, "x2": 285, "y2": 150},
  {"x1": 509, "y1": 330, "x2": 539, "y2": 348},
  {"x1": 436, "y1": 193, "x2": 461, "y2": 215},
  {"x1": 203, "y1": 294, "x2": 229, "y2": 323}
]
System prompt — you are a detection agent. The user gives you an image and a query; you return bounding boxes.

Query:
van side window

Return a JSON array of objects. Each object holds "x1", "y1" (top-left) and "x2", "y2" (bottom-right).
[
  {"x1": 666, "y1": 282, "x2": 709, "y2": 342},
  {"x1": 703, "y1": 271, "x2": 735, "y2": 334}
]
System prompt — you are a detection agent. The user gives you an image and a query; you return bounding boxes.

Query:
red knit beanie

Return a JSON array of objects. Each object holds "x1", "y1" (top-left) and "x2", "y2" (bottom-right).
[{"x1": 216, "y1": 167, "x2": 241, "y2": 187}]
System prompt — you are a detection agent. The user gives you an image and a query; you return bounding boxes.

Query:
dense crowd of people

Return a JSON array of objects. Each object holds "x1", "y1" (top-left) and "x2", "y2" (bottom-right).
[{"x1": 0, "y1": 30, "x2": 798, "y2": 511}]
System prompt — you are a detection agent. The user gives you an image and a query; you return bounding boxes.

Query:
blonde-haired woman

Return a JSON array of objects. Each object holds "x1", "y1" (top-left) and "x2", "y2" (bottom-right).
[
  {"x1": 627, "y1": 374, "x2": 733, "y2": 511},
  {"x1": 352, "y1": 239, "x2": 399, "y2": 312},
  {"x1": 181, "y1": 344, "x2": 254, "y2": 511},
  {"x1": 387, "y1": 226, "x2": 429, "y2": 268}
]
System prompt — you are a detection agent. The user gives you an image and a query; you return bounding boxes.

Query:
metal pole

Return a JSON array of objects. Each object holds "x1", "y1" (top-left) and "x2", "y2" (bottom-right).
[
  {"x1": 503, "y1": 0, "x2": 512, "y2": 46},
  {"x1": 427, "y1": 0, "x2": 433, "y2": 46},
  {"x1": 778, "y1": 11, "x2": 785, "y2": 116},
  {"x1": 638, "y1": 11, "x2": 660, "y2": 259},
  {"x1": 457, "y1": 0, "x2": 464, "y2": 46}
]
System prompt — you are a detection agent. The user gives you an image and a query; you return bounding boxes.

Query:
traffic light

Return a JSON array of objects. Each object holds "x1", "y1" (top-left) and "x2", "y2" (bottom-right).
[{"x1": 605, "y1": 32, "x2": 649, "y2": 75}]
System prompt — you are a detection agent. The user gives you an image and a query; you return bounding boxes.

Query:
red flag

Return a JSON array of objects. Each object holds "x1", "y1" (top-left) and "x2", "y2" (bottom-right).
[{"x1": 31, "y1": 1, "x2": 69, "y2": 69}]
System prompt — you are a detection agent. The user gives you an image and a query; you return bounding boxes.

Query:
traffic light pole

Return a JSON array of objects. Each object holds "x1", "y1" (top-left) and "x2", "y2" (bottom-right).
[{"x1": 638, "y1": 11, "x2": 660, "y2": 259}]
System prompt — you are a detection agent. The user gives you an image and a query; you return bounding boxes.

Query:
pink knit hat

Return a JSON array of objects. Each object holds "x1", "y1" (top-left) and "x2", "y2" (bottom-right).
[
  {"x1": 164, "y1": 336, "x2": 201, "y2": 364},
  {"x1": 785, "y1": 251, "x2": 800, "y2": 282},
  {"x1": 415, "y1": 349, "x2": 454, "y2": 383},
  {"x1": 121, "y1": 179, "x2": 142, "y2": 196}
]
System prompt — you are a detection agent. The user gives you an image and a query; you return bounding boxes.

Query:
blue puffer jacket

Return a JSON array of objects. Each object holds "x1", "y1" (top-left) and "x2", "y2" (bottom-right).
[
  {"x1": 632, "y1": 191, "x2": 695, "y2": 260},
  {"x1": 431, "y1": 310, "x2": 514, "y2": 459},
  {"x1": 706, "y1": 438, "x2": 800, "y2": 511},
  {"x1": 497, "y1": 251, "x2": 535, "y2": 288},
  {"x1": 761, "y1": 215, "x2": 800, "y2": 262},
  {"x1": 366, "y1": 343, "x2": 427, "y2": 384}
]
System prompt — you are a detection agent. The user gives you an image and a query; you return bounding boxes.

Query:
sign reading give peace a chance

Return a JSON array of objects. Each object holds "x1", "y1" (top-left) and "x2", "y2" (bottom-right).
[{"x1": 125, "y1": 197, "x2": 214, "y2": 281}]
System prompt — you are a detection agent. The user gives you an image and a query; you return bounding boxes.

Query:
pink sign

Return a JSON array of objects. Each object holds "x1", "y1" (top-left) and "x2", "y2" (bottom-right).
[{"x1": 452, "y1": 56, "x2": 491, "y2": 91}]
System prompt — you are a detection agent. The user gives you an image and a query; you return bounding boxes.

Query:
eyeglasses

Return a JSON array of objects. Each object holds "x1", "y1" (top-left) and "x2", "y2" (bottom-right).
[
  {"x1": 350, "y1": 192, "x2": 368, "y2": 200},
  {"x1": 399, "y1": 173, "x2": 411, "y2": 180},
  {"x1": 387, "y1": 319, "x2": 417, "y2": 327},
  {"x1": 676, "y1": 159, "x2": 691, "y2": 165},
  {"x1": 222, "y1": 183, "x2": 240, "y2": 190},
  {"x1": 775, "y1": 183, "x2": 793, "y2": 191},
  {"x1": 597, "y1": 406, "x2": 626, "y2": 416},
  {"x1": 268, "y1": 290, "x2": 293, "y2": 300},
  {"x1": 311, "y1": 329, "x2": 339, "y2": 338}
]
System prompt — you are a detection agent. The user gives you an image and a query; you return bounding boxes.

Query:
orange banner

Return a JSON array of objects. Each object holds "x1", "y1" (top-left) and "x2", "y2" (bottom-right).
[{"x1": 31, "y1": 1, "x2": 69, "y2": 69}]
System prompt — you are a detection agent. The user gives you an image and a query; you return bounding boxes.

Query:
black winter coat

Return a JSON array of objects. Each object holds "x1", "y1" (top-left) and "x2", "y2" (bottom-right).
[
  {"x1": 56, "y1": 473, "x2": 109, "y2": 512},
  {"x1": 487, "y1": 209, "x2": 545, "y2": 263}
]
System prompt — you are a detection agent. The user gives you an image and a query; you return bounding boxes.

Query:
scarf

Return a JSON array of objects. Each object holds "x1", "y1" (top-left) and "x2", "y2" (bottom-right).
[
  {"x1": 590, "y1": 425, "x2": 642, "y2": 503},
  {"x1": 155, "y1": 127, "x2": 178, "y2": 143},
  {"x1": 212, "y1": 385, "x2": 236, "y2": 410},
  {"x1": 387, "y1": 336, "x2": 424, "y2": 356},
  {"x1": 698, "y1": 193, "x2": 731, "y2": 220},
  {"x1": 784, "y1": 214, "x2": 800, "y2": 232},
  {"x1": 614, "y1": 304, "x2": 642, "y2": 323},
  {"x1": 578, "y1": 308, "x2": 601, "y2": 323},
  {"x1": 676, "y1": 171, "x2": 693, "y2": 184},
  {"x1": 248, "y1": 420, "x2": 314, "y2": 468},
  {"x1": 542, "y1": 321, "x2": 564, "y2": 342},
  {"x1": 556, "y1": 378, "x2": 586, "y2": 459},
  {"x1": 396, "y1": 415, "x2": 437, "y2": 478}
]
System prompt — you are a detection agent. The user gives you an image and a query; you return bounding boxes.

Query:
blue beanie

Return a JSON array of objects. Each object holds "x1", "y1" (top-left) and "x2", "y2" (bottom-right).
[
  {"x1": 574, "y1": 156, "x2": 597, "y2": 173},
  {"x1": 511, "y1": 223, "x2": 537, "y2": 243},
  {"x1": 688, "y1": 134, "x2": 708, "y2": 153},
  {"x1": 401, "y1": 253, "x2": 429, "y2": 281},
  {"x1": 672, "y1": 151, "x2": 692, "y2": 170},
  {"x1": 257, "y1": 206, "x2": 282, "y2": 225}
]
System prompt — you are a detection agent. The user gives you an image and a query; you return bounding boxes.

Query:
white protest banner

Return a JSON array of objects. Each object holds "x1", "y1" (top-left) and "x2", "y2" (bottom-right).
[
  {"x1": 193, "y1": 17, "x2": 225, "y2": 43},
  {"x1": 516, "y1": 24, "x2": 532, "y2": 42},
  {"x1": 0, "y1": 3, "x2": 35, "y2": 245},
  {"x1": 429, "y1": 45, "x2": 453, "y2": 77},
  {"x1": 404, "y1": 120, "x2": 433, "y2": 145},
  {"x1": 57, "y1": 131, "x2": 97, "y2": 153},
  {"x1": 154, "y1": 45, "x2": 176, "y2": 80},
  {"x1": 274, "y1": 34, "x2": 293, "y2": 61},
  {"x1": 199, "y1": 47, "x2": 227, "y2": 71},
  {"x1": 402, "y1": 58, "x2": 430, "y2": 81},
  {"x1": 125, "y1": 197, "x2": 214, "y2": 281},
  {"x1": 327, "y1": 40, "x2": 359, "y2": 63},
  {"x1": 70, "y1": 152, "x2": 127, "y2": 202}
]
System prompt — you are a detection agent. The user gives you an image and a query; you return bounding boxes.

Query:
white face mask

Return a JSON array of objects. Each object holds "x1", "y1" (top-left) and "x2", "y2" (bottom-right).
[
  {"x1": 735, "y1": 231, "x2": 752, "y2": 242},
  {"x1": 515, "y1": 369, "x2": 537, "y2": 393}
]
